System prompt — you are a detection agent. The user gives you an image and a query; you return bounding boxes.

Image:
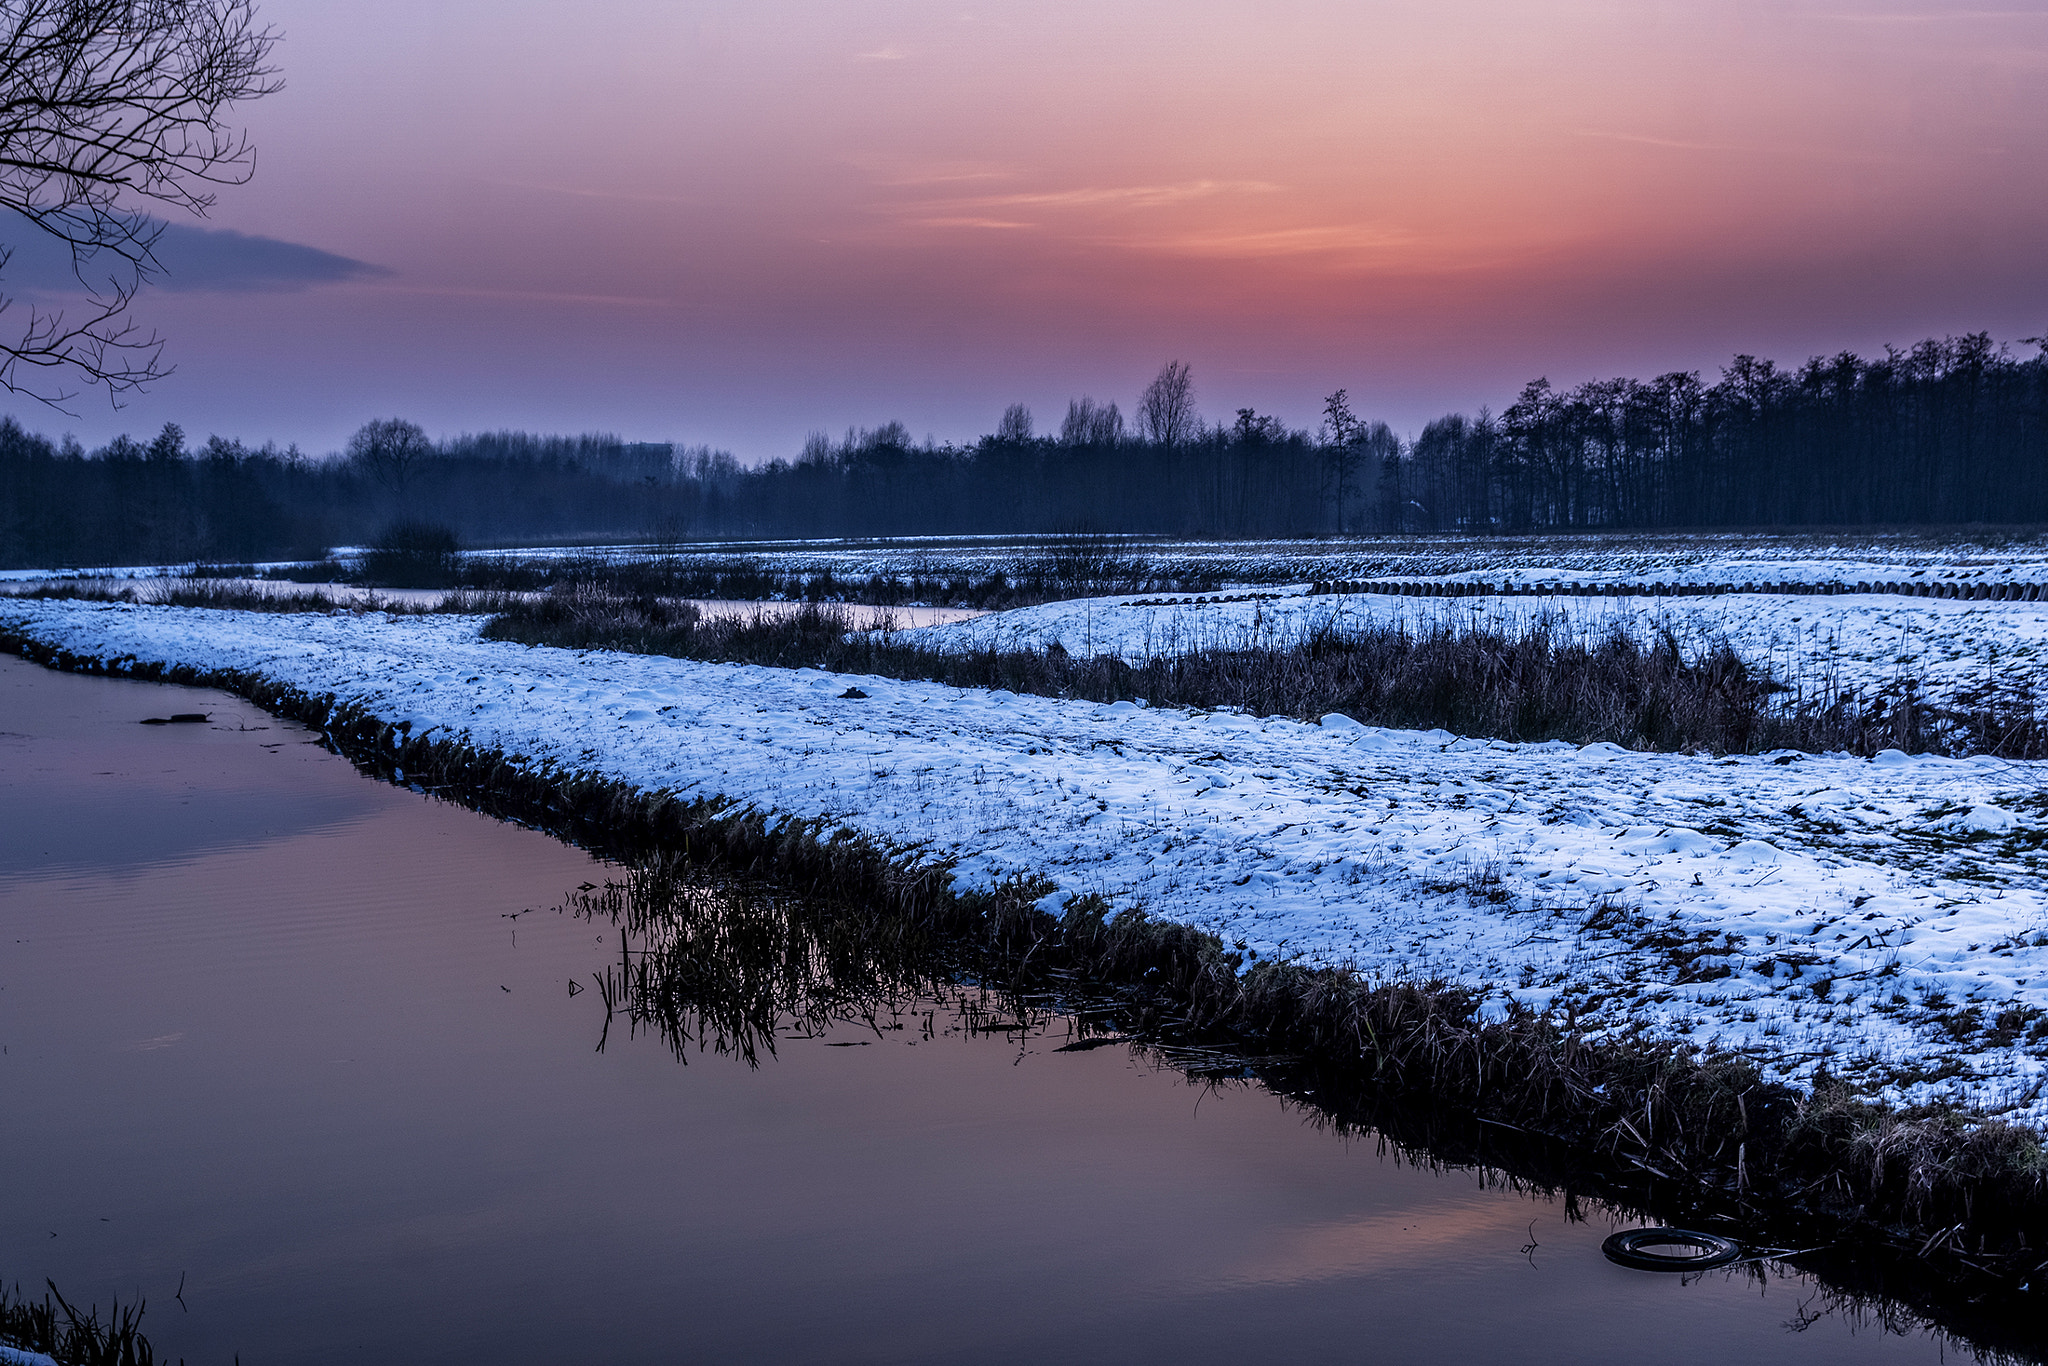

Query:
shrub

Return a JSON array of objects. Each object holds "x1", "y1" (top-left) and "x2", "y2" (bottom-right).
[{"x1": 359, "y1": 521, "x2": 460, "y2": 588}]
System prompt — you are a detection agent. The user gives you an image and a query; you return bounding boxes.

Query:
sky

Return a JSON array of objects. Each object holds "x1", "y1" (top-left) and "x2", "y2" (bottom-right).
[{"x1": 11, "y1": 0, "x2": 2048, "y2": 459}]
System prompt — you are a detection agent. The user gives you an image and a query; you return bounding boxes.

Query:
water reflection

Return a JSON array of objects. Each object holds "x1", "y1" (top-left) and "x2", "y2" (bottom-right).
[
  {"x1": 563, "y1": 855, "x2": 2045, "y2": 1365},
  {"x1": 0, "y1": 656, "x2": 377, "y2": 875},
  {"x1": 572, "y1": 854, "x2": 952, "y2": 1064}
]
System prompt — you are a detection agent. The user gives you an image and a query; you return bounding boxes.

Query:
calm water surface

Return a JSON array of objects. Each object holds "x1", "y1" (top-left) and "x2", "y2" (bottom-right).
[{"x1": 0, "y1": 655, "x2": 1994, "y2": 1363}]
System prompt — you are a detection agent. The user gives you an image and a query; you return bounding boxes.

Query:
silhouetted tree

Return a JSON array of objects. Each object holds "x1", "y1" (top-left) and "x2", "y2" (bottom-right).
[
  {"x1": 1137, "y1": 360, "x2": 1197, "y2": 446},
  {"x1": 1322, "y1": 388, "x2": 1363, "y2": 533},
  {"x1": 996, "y1": 403, "x2": 1032, "y2": 442},
  {"x1": 1060, "y1": 396, "x2": 1123, "y2": 446},
  {"x1": 346, "y1": 417, "x2": 432, "y2": 496},
  {"x1": 0, "y1": 0, "x2": 281, "y2": 407}
]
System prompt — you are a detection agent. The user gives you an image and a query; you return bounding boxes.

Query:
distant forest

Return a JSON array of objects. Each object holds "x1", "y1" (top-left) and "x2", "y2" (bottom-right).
[{"x1": 2, "y1": 332, "x2": 2044, "y2": 568}]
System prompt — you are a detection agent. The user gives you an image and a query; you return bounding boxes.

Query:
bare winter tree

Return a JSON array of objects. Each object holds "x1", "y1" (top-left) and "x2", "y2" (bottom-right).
[
  {"x1": 1060, "y1": 398, "x2": 1091, "y2": 444},
  {"x1": 1322, "y1": 387, "x2": 1361, "y2": 534},
  {"x1": 347, "y1": 417, "x2": 434, "y2": 496},
  {"x1": 0, "y1": 0, "x2": 281, "y2": 408},
  {"x1": 996, "y1": 402, "x2": 1033, "y2": 442},
  {"x1": 1060, "y1": 396, "x2": 1124, "y2": 446},
  {"x1": 1137, "y1": 360, "x2": 1196, "y2": 446}
]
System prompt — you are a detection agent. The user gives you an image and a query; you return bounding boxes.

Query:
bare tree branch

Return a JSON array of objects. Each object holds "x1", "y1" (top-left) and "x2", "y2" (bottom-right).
[{"x1": 0, "y1": 0, "x2": 280, "y2": 410}]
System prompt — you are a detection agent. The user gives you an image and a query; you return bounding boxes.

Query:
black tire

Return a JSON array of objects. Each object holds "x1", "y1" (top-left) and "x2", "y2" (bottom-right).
[{"x1": 1601, "y1": 1227, "x2": 1742, "y2": 1271}]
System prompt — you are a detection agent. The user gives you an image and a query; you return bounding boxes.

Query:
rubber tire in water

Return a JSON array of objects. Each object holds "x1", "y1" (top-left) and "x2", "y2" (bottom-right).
[{"x1": 1601, "y1": 1228, "x2": 1742, "y2": 1271}]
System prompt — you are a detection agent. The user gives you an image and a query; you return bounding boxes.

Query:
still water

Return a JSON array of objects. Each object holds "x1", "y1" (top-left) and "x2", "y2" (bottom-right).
[{"x1": 0, "y1": 655, "x2": 1999, "y2": 1364}]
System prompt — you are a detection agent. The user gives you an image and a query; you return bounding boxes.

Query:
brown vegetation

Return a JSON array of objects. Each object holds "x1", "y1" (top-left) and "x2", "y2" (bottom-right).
[{"x1": 478, "y1": 590, "x2": 2045, "y2": 757}]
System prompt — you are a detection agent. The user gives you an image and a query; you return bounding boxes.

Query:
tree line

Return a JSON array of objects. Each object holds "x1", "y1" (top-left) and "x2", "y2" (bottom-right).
[
  {"x1": 3, "y1": 333, "x2": 2045, "y2": 568},
  {"x1": 1394, "y1": 334, "x2": 2048, "y2": 530},
  {"x1": 0, "y1": 421, "x2": 698, "y2": 567}
]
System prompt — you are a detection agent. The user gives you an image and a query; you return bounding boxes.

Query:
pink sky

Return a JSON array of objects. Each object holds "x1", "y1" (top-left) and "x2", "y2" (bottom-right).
[{"x1": 21, "y1": 0, "x2": 2048, "y2": 458}]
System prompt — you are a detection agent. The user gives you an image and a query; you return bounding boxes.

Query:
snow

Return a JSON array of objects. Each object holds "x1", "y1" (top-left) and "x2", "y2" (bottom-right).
[
  {"x1": 906, "y1": 587, "x2": 2048, "y2": 717},
  {"x1": 10, "y1": 596, "x2": 2048, "y2": 1121},
  {"x1": 12, "y1": 530, "x2": 2047, "y2": 593},
  {"x1": 462, "y1": 532, "x2": 2048, "y2": 593},
  {"x1": 0, "y1": 1345, "x2": 58, "y2": 1366}
]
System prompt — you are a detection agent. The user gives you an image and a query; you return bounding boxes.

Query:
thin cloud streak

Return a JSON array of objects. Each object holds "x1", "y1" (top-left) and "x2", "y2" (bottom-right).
[
  {"x1": 1135, "y1": 224, "x2": 1424, "y2": 262},
  {"x1": 906, "y1": 216, "x2": 1035, "y2": 230},
  {"x1": 470, "y1": 177, "x2": 697, "y2": 206},
  {"x1": 1568, "y1": 129, "x2": 1929, "y2": 167},
  {"x1": 1818, "y1": 8, "x2": 2048, "y2": 21},
  {"x1": 895, "y1": 180, "x2": 1282, "y2": 215},
  {"x1": 357, "y1": 282, "x2": 672, "y2": 309},
  {"x1": 1569, "y1": 130, "x2": 1749, "y2": 154},
  {"x1": 970, "y1": 181, "x2": 1281, "y2": 211}
]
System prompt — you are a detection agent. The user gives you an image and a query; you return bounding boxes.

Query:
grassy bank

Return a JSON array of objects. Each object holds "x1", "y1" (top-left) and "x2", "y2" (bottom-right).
[{"x1": 478, "y1": 591, "x2": 2044, "y2": 757}]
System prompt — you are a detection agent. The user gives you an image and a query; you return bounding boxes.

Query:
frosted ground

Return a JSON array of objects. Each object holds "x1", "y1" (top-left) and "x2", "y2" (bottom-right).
[
  {"x1": 23, "y1": 529, "x2": 2036, "y2": 590},
  {"x1": 9, "y1": 582, "x2": 2048, "y2": 1125},
  {"x1": 456, "y1": 530, "x2": 2048, "y2": 593},
  {"x1": 911, "y1": 587, "x2": 2048, "y2": 719}
]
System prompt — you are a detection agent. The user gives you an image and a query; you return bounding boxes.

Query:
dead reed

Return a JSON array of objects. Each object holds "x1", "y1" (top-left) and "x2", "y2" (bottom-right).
[
  {"x1": 418, "y1": 535, "x2": 1219, "y2": 606},
  {"x1": 9, "y1": 578, "x2": 356, "y2": 613},
  {"x1": 0, "y1": 1280, "x2": 162, "y2": 1366}
]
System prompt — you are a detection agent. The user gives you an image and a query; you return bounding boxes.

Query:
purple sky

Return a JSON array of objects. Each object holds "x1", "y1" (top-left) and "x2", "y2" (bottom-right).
[{"x1": 14, "y1": 0, "x2": 2048, "y2": 459}]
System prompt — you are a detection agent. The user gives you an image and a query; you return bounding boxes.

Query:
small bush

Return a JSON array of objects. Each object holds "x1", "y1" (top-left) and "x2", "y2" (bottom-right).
[{"x1": 360, "y1": 521, "x2": 460, "y2": 588}]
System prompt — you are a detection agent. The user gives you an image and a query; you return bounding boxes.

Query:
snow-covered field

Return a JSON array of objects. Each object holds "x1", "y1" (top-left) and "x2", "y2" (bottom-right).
[
  {"x1": 909, "y1": 587, "x2": 2047, "y2": 717},
  {"x1": 472, "y1": 531, "x2": 2048, "y2": 591},
  {"x1": 8, "y1": 596, "x2": 2048, "y2": 1123},
  {"x1": 15, "y1": 529, "x2": 2048, "y2": 592}
]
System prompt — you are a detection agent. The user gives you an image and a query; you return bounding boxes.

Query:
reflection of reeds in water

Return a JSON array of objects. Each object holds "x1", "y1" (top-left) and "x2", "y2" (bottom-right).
[
  {"x1": 570, "y1": 853, "x2": 973, "y2": 1066},
  {"x1": 570, "y1": 856, "x2": 1077, "y2": 1069}
]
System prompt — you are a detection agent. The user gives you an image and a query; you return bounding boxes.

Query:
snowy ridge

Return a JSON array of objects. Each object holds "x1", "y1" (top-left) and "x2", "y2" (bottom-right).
[
  {"x1": 907, "y1": 588, "x2": 2048, "y2": 717},
  {"x1": 9, "y1": 598, "x2": 2048, "y2": 1120}
]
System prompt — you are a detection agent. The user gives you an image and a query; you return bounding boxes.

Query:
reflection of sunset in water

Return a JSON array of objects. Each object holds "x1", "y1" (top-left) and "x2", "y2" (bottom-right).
[{"x1": 1195, "y1": 1196, "x2": 1552, "y2": 1289}]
